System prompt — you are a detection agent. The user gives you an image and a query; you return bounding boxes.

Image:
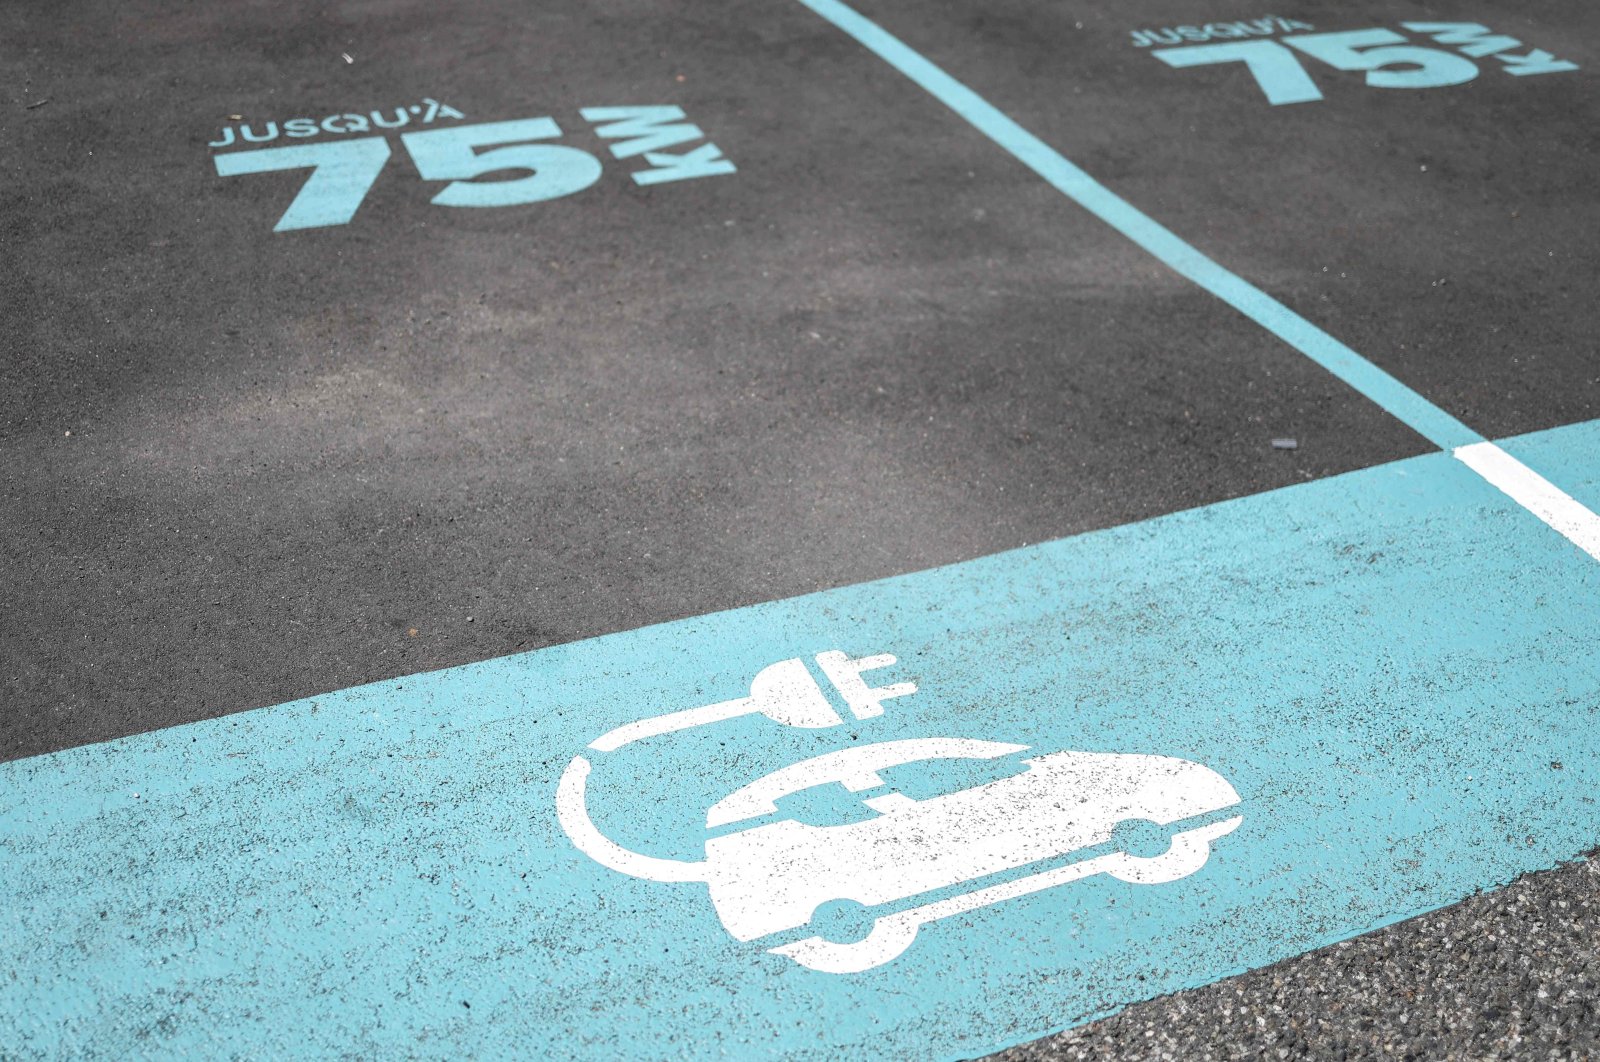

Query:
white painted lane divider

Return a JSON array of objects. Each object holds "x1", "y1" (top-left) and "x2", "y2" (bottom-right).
[{"x1": 1454, "y1": 442, "x2": 1600, "y2": 562}]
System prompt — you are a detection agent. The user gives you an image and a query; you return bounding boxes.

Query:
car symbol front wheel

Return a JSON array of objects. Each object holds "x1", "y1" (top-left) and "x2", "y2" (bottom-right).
[{"x1": 1104, "y1": 816, "x2": 1241, "y2": 885}]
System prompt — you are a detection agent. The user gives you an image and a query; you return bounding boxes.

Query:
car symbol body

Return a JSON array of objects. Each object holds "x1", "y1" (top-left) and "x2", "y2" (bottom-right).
[
  {"x1": 700, "y1": 738, "x2": 1243, "y2": 971},
  {"x1": 557, "y1": 735, "x2": 1243, "y2": 973}
]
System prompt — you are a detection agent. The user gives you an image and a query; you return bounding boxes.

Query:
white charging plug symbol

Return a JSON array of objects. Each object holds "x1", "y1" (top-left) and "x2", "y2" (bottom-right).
[
  {"x1": 813, "y1": 651, "x2": 916, "y2": 721},
  {"x1": 587, "y1": 651, "x2": 914, "y2": 753}
]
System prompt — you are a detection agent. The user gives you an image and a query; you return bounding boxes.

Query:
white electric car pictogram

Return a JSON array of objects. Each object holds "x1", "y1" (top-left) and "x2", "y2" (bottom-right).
[{"x1": 556, "y1": 653, "x2": 1243, "y2": 972}]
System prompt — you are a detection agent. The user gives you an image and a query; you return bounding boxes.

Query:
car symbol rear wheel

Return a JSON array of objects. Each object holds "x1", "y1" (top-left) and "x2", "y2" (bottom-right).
[
  {"x1": 1107, "y1": 817, "x2": 1173, "y2": 860},
  {"x1": 809, "y1": 898, "x2": 879, "y2": 945}
]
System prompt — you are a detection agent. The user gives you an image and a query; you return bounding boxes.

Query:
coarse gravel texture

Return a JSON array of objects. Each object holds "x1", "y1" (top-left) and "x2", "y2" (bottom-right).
[{"x1": 993, "y1": 857, "x2": 1600, "y2": 1061}]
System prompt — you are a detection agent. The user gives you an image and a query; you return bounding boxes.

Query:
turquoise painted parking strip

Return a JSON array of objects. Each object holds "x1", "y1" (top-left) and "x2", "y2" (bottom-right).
[
  {"x1": 791, "y1": 0, "x2": 1483, "y2": 452},
  {"x1": 5, "y1": 418, "x2": 1599, "y2": 1059}
]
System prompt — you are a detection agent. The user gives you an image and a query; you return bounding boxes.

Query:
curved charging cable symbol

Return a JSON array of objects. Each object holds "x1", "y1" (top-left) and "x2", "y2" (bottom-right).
[
  {"x1": 557, "y1": 756, "x2": 709, "y2": 882},
  {"x1": 557, "y1": 652, "x2": 915, "y2": 881}
]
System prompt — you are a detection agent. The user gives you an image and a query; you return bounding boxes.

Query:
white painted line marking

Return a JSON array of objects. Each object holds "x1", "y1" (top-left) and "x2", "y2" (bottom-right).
[{"x1": 1455, "y1": 441, "x2": 1600, "y2": 561}]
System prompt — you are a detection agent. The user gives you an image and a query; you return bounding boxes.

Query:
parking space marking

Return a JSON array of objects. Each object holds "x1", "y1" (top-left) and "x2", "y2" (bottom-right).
[
  {"x1": 792, "y1": 0, "x2": 1600, "y2": 565},
  {"x1": 792, "y1": 0, "x2": 1478, "y2": 450}
]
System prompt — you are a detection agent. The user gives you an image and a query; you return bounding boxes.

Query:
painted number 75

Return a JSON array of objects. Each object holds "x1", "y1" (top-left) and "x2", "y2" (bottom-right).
[
  {"x1": 215, "y1": 119, "x2": 602, "y2": 232},
  {"x1": 1154, "y1": 29, "x2": 1476, "y2": 105},
  {"x1": 1153, "y1": 25, "x2": 1575, "y2": 105}
]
